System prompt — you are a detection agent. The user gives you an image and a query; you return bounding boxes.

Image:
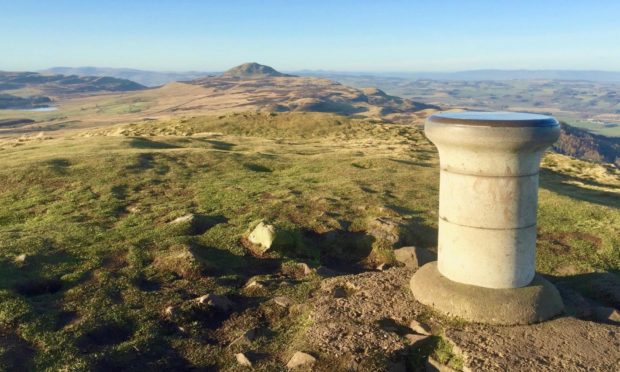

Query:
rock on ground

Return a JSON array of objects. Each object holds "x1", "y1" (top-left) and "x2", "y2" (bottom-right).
[
  {"x1": 152, "y1": 244, "x2": 204, "y2": 279},
  {"x1": 195, "y1": 293, "x2": 234, "y2": 312},
  {"x1": 274, "y1": 296, "x2": 294, "y2": 308},
  {"x1": 409, "y1": 319, "x2": 432, "y2": 336},
  {"x1": 235, "y1": 353, "x2": 253, "y2": 367},
  {"x1": 593, "y1": 306, "x2": 620, "y2": 323},
  {"x1": 14, "y1": 253, "x2": 27, "y2": 264},
  {"x1": 286, "y1": 351, "x2": 316, "y2": 369},
  {"x1": 368, "y1": 217, "x2": 401, "y2": 245},
  {"x1": 393, "y1": 246, "x2": 434, "y2": 269},
  {"x1": 229, "y1": 328, "x2": 257, "y2": 347},
  {"x1": 170, "y1": 214, "x2": 194, "y2": 224},
  {"x1": 248, "y1": 221, "x2": 277, "y2": 253}
]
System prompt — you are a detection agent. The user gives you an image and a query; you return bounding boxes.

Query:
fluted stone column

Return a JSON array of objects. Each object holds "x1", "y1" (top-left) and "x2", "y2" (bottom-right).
[{"x1": 410, "y1": 111, "x2": 564, "y2": 325}]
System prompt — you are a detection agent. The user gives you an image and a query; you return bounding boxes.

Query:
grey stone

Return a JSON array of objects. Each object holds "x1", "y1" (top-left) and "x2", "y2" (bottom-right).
[
  {"x1": 248, "y1": 221, "x2": 276, "y2": 253},
  {"x1": 410, "y1": 262, "x2": 564, "y2": 325},
  {"x1": 245, "y1": 279, "x2": 265, "y2": 289},
  {"x1": 404, "y1": 333, "x2": 431, "y2": 347},
  {"x1": 298, "y1": 263, "x2": 313, "y2": 275},
  {"x1": 274, "y1": 296, "x2": 294, "y2": 308},
  {"x1": 170, "y1": 214, "x2": 194, "y2": 224},
  {"x1": 286, "y1": 351, "x2": 316, "y2": 369},
  {"x1": 229, "y1": 328, "x2": 257, "y2": 347},
  {"x1": 196, "y1": 293, "x2": 234, "y2": 312},
  {"x1": 235, "y1": 353, "x2": 253, "y2": 367},
  {"x1": 164, "y1": 306, "x2": 178, "y2": 321},
  {"x1": 394, "y1": 246, "x2": 434, "y2": 269},
  {"x1": 409, "y1": 319, "x2": 432, "y2": 335},
  {"x1": 368, "y1": 217, "x2": 400, "y2": 245},
  {"x1": 376, "y1": 262, "x2": 388, "y2": 271},
  {"x1": 14, "y1": 253, "x2": 27, "y2": 264},
  {"x1": 593, "y1": 306, "x2": 620, "y2": 323}
]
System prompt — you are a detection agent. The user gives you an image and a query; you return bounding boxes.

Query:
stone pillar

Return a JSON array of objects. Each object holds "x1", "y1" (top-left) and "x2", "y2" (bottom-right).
[{"x1": 410, "y1": 111, "x2": 564, "y2": 325}]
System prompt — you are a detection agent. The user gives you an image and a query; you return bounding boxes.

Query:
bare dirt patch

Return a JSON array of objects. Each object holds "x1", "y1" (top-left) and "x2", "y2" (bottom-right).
[{"x1": 305, "y1": 267, "x2": 620, "y2": 371}]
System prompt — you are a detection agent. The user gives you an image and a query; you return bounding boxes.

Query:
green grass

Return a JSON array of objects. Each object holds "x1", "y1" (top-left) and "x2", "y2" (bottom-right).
[
  {"x1": 0, "y1": 112, "x2": 618, "y2": 370},
  {"x1": 559, "y1": 117, "x2": 620, "y2": 138}
]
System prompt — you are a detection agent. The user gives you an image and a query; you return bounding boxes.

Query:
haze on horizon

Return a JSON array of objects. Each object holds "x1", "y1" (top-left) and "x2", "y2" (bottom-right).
[{"x1": 2, "y1": 0, "x2": 620, "y2": 73}]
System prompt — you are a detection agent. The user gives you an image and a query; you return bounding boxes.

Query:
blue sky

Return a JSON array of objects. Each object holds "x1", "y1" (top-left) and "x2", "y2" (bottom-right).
[{"x1": 2, "y1": 0, "x2": 619, "y2": 72}]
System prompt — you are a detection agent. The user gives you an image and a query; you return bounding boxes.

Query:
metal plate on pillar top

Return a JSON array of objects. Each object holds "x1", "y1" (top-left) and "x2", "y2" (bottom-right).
[{"x1": 428, "y1": 111, "x2": 559, "y2": 127}]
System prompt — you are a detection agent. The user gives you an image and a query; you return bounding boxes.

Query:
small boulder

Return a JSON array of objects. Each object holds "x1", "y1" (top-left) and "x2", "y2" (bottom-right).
[
  {"x1": 393, "y1": 246, "x2": 434, "y2": 269},
  {"x1": 245, "y1": 279, "x2": 265, "y2": 289},
  {"x1": 152, "y1": 244, "x2": 204, "y2": 279},
  {"x1": 196, "y1": 293, "x2": 234, "y2": 312},
  {"x1": 298, "y1": 263, "x2": 313, "y2": 276},
  {"x1": 166, "y1": 214, "x2": 197, "y2": 236},
  {"x1": 409, "y1": 319, "x2": 432, "y2": 335},
  {"x1": 230, "y1": 328, "x2": 257, "y2": 347},
  {"x1": 404, "y1": 333, "x2": 431, "y2": 347},
  {"x1": 248, "y1": 221, "x2": 277, "y2": 253},
  {"x1": 235, "y1": 353, "x2": 253, "y2": 367},
  {"x1": 286, "y1": 351, "x2": 316, "y2": 369},
  {"x1": 368, "y1": 217, "x2": 401, "y2": 245},
  {"x1": 164, "y1": 306, "x2": 178, "y2": 321},
  {"x1": 14, "y1": 254, "x2": 27, "y2": 264},
  {"x1": 593, "y1": 306, "x2": 620, "y2": 323},
  {"x1": 170, "y1": 214, "x2": 194, "y2": 224},
  {"x1": 274, "y1": 296, "x2": 294, "y2": 308}
]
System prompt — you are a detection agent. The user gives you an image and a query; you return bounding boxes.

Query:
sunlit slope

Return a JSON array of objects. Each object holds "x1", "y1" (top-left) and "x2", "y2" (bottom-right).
[{"x1": 0, "y1": 112, "x2": 618, "y2": 370}]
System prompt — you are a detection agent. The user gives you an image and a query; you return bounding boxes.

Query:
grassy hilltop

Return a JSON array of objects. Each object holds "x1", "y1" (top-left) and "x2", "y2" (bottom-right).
[{"x1": 0, "y1": 112, "x2": 618, "y2": 370}]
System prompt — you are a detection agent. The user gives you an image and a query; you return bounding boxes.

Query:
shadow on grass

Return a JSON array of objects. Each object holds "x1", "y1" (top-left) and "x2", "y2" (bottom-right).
[
  {"x1": 194, "y1": 138, "x2": 235, "y2": 151},
  {"x1": 0, "y1": 327, "x2": 35, "y2": 370},
  {"x1": 90, "y1": 335, "x2": 205, "y2": 371},
  {"x1": 111, "y1": 184, "x2": 129, "y2": 200},
  {"x1": 388, "y1": 158, "x2": 434, "y2": 168},
  {"x1": 548, "y1": 271, "x2": 620, "y2": 310},
  {"x1": 76, "y1": 320, "x2": 136, "y2": 353},
  {"x1": 540, "y1": 168, "x2": 620, "y2": 209},
  {"x1": 46, "y1": 158, "x2": 71, "y2": 174},
  {"x1": 269, "y1": 228, "x2": 375, "y2": 274},
  {"x1": 193, "y1": 214, "x2": 228, "y2": 235},
  {"x1": 190, "y1": 242, "x2": 282, "y2": 279},
  {"x1": 126, "y1": 153, "x2": 170, "y2": 175},
  {"x1": 398, "y1": 215, "x2": 438, "y2": 251},
  {"x1": 128, "y1": 137, "x2": 179, "y2": 149},
  {"x1": 0, "y1": 250, "x2": 82, "y2": 297},
  {"x1": 244, "y1": 163, "x2": 272, "y2": 173}
]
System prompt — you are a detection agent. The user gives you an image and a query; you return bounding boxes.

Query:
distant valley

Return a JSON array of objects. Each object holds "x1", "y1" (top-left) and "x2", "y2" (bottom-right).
[
  {"x1": 1, "y1": 63, "x2": 619, "y2": 166},
  {"x1": 34, "y1": 66, "x2": 620, "y2": 137},
  {"x1": 0, "y1": 63, "x2": 438, "y2": 135}
]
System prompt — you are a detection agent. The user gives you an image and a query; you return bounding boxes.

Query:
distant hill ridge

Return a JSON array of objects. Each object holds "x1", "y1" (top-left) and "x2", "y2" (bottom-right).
[
  {"x1": 222, "y1": 63, "x2": 294, "y2": 78},
  {"x1": 0, "y1": 71, "x2": 145, "y2": 97},
  {"x1": 43, "y1": 67, "x2": 212, "y2": 87}
]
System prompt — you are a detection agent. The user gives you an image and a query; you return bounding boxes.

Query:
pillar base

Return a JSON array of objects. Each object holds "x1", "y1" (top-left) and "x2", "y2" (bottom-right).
[{"x1": 410, "y1": 262, "x2": 564, "y2": 325}]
